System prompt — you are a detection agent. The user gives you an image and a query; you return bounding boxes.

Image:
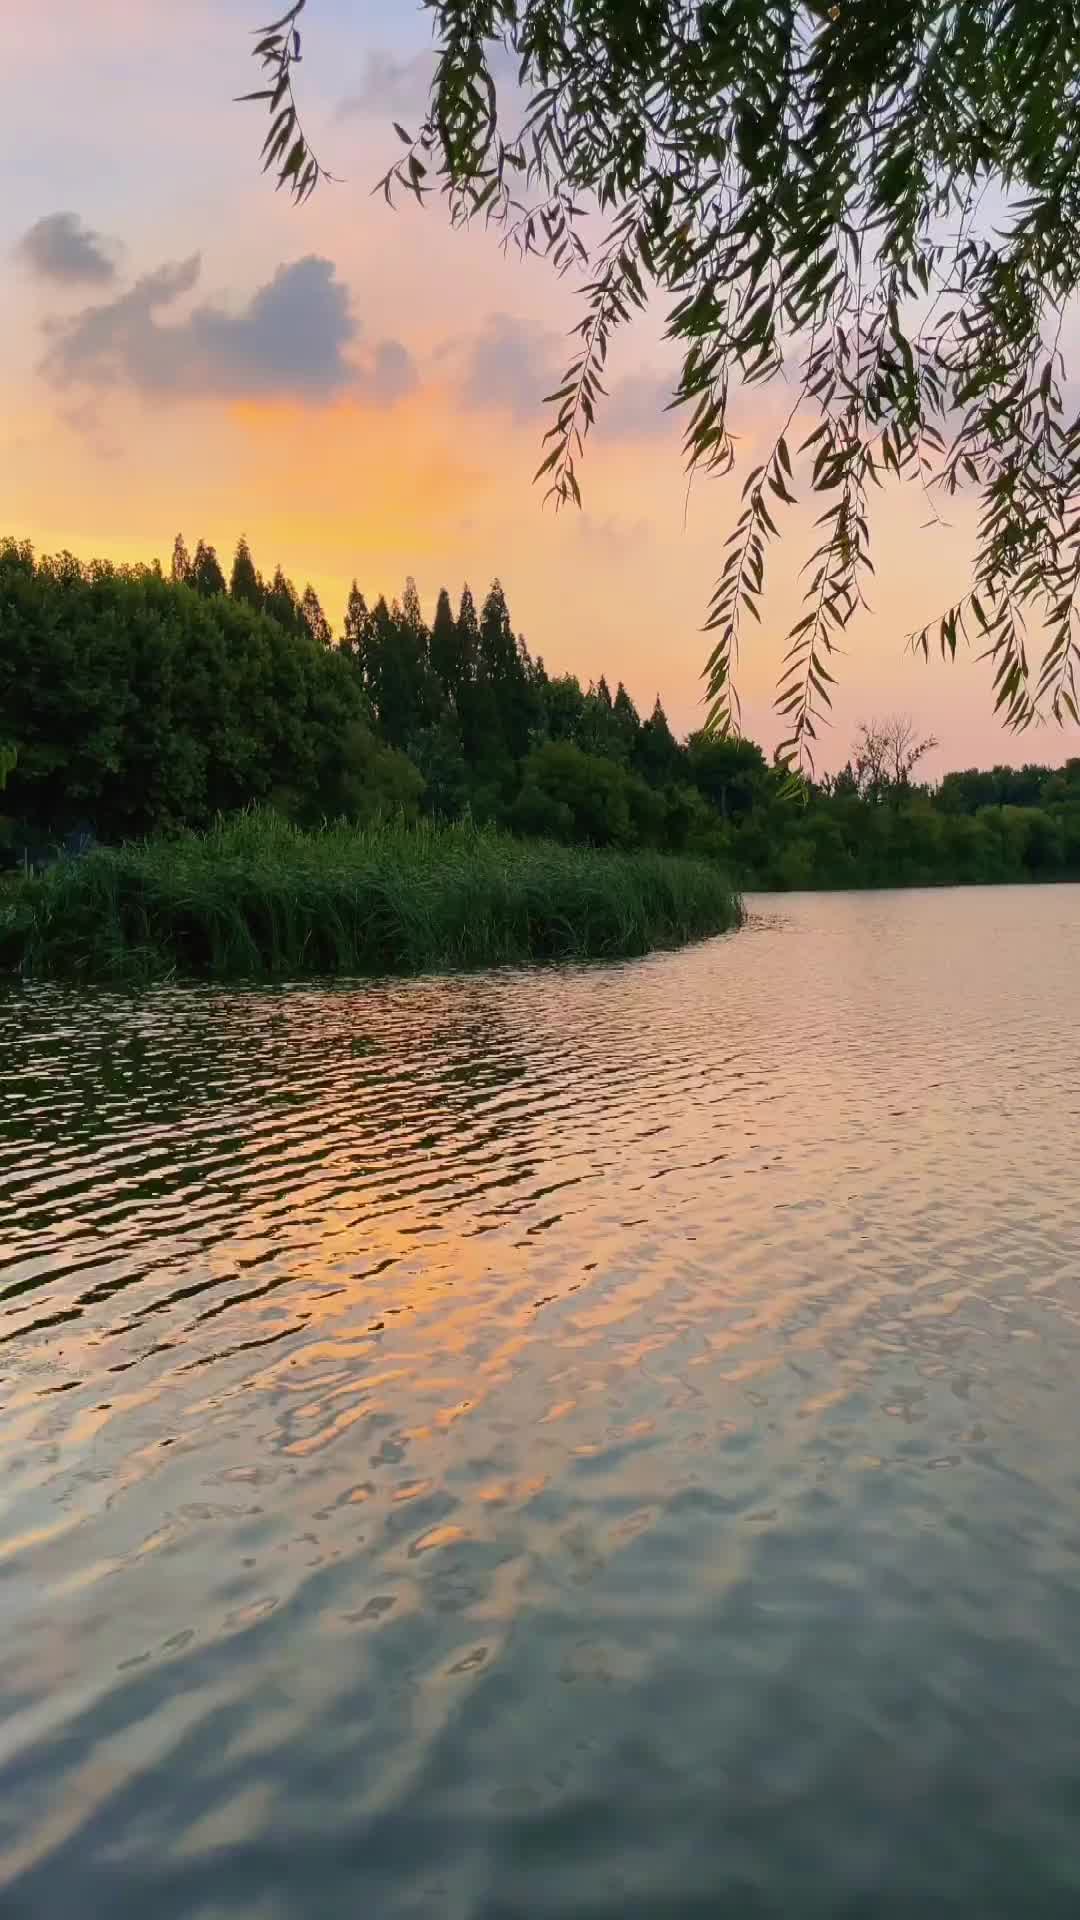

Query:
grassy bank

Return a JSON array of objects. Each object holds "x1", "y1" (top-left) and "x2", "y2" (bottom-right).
[{"x1": 0, "y1": 812, "x2": 741, "y2": 983}]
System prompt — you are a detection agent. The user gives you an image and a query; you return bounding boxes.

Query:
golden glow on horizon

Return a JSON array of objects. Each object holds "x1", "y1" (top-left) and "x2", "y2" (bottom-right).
[{"x1": 5, "y1": 0, "x2": 1078, "y2": 769}]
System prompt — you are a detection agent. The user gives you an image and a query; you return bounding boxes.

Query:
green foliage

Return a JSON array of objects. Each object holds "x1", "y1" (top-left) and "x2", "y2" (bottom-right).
[
  {"x1": 229, "y1": 535, "x2": 263, "y2": 610},
  {"x1": 409, "y1": 708, "x2": 470, "y2": 821},
  {"x1": 0, "y1": 537, "x2": 408, "y2": 839},
  {"x1": 245, "y1": 0, "x2": 1080, "y2": 762},
  {"x1": 239, "y1": 0, "x2": 331, "y2": 204},
  {"x1": 170, "y1": 533, "x2": 192, "y2": 585},
  {"x1": 633, "y1": 698, "x2": 684, "y2": 788},
  {"x1": 263, "y1": 563, "x2": 304, "y2": 636},
  {"x1": 9, "y1": 527, "x2": 1080, "y2": 901},
  {"x1": 190, "y1": 540, "x2": 226, "y2": 598},
  {"x1": 300, "y1": 583, "x2": 332, "y2": 648},
  {"x1": 687, "y1": 734, "x2": 769, "y2": 820},
  {"x1": 6, "y1": 811, "x2": 741, "y2": 983},
  {"x1": 428, "y1": 586, "x2": 458, "y2": 693},
  {"x1": 519, "y1": 740, "x2": 666, "y2": 849}
]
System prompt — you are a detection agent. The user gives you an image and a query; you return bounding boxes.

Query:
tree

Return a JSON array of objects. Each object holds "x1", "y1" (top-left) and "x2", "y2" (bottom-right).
[
  {"x1": 400, "y1": 577, "x2": 428, "y2": 658},
  {"x1": 334, "y1": 721, "x2": 425, "y2": 824},
  {"x1": 409, "y1": 706, "x2": 470, "y2": 820},
  {"x1": 340, "y1": 580, "x2": 368, "y2": 658},
  {"x1": 190, "y1": 540, "x2": 226, "y2": 599},
  {"x1": 300, "y1": 583, "x2": 332, "y2": 648},
  {"x1": 170, "y1": 534, "x2": 193, "y2": 586},
  {"x1": 0, "y1": 536, "x2": 375, "y2": 839},
  {"x1": 263, "y1": 564, "x2": 302, "y2": 635},
  {"x1": 429, "y1": 587, "x2": 459, "y2": 698},
  {"x1": 353, "y1": 595, "x2": 427, "y2": 748},
  {"x1": 244, "y1": 0, "x2": 1080, "y2": 763},
  {"x1": 477, "y1": 579, "x2": 537, "y2": 761},
  {"x1": 688, "y1": 733, "x2": 769, "y2": 820},
  {"x1": 612, "y1": 683, "x2": 641, "y2": 760},
  {"x1": 633, "y1": 698, "x2": 683, "y2": 789},
  {"x1": 543, "y1": 673, "x2": 587, "y2": 745},
  {"x1": 519, "y1": 740, "x2": 634, "y2": 847},
  {"x1": 229, "y1": 536, "x2": 263, "y2": 610},
  {"x1": 852, "y1": 718, "x2": 939, "y2": 802},
  {"x1": 454, "y1": 585, "x2": 479, "y2": 686},
  {"x1": 577, "y1": 675, "x2": 630, "y2": 762},
  {"x1": 398, "y1": 576, "x2": 435, "y2": 728}
]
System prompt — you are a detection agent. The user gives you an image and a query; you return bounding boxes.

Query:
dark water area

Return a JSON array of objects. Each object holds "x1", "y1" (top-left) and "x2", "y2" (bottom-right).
[{"x1": 3, "y1": 887, "x2": 1080, "y2": 1918}]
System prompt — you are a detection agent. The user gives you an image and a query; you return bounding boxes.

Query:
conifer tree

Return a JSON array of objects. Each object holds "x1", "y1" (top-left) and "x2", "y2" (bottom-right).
[
  {"x1": 170, "y1": 534, "x2": 192, "y2": 585},
  {"x1": 478, "y1": 583, "x2": 541, "y2": 762},
  {"x1": 399, "y1": 576, "x2": 435, "y2": 726},
  {"x1": 400, "y1": 578, "x2": 428, "y2": 655},
  {"x1": 478, "y1": 581, "x2": 517, "y2": 681},
  {"x1": 357, "y1": 596, "x2": 424, "y2": 748},
  {"x1": 190, "y1": 540, "x2": 226, "y2": 598},
  {"x1": 429, "y1": 588, "x2": 458, "y2": 700},
  {"x1": 340, "y1": 581, "x2": 369, "y2": 658},
  {"x1": 579, "y1": 675, "x2": 623, "y2": 759},
  {"x1": 229, "y1": 535, "x2": 262, "y2": 609},
  {"x1": 455, "y1": 586, "x2": 479, "y2": 686},
  {"x1": 300, "y1": 583, "x2": 332, "y2": 648},
  {"x1": 634, "y1": 696, "x2": 684, "y2": 788},
  {"x1": 264, "y1": 565, "x2": 302, "y2": 635},
  {"x1": 543, "y1": 673, "x2": 587, "y2": 744},
  {"x1": 612, "y1": 682, "x2": 642, "y2": 763}
]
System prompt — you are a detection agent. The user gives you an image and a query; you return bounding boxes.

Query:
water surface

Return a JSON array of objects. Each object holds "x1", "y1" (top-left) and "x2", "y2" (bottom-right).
[{"x1": 3, "y1": 887, "x2": 1080, "y2": 1917}]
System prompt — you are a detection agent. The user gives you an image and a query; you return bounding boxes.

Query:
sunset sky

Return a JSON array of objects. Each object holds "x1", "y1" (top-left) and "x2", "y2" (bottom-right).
[{"x1": 5, "y1": 0, "x2": 1077, "y2": 774}]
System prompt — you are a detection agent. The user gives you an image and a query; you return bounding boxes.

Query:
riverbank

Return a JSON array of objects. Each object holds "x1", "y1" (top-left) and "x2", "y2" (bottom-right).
[{"x1": 0, "y1": 813, "x2": 741, "y2": 983}]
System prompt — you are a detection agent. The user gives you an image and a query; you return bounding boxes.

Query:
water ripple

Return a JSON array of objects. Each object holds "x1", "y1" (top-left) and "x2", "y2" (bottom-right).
[{"x1": 2, "y1": 889, "x2": 1080, "y2": 1916}]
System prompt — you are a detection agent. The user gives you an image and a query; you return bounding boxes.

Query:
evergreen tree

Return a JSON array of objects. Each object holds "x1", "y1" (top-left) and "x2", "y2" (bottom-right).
[
  {"x1": 429, "y1": 587, "x2": 458, "y2": 699},
  {"x1": 263, "y1": 565, "x2": 302, "y2": 635},
  {"x1": 543, "y1": 673, "x2": 587, "y2": 744},
  {"x1": 634, "y1": 697, "x2": 684, "y2": 787},
  {"x1": 351, "y1": 592, "x2": 384, "y2": 710},
  {"x1": 399, "y1": 576, "x2": 434, "y2": 728},
  {"x1": 455, "y1": 585, "x2": 479, "y2": 688},
  {"x1": 300, "y1": 584, "x2": 332, "y2": 648},
  {"x1": 340, "y1": 581, "x2": 369, "y2": 658},
  {"x1": 458, "y1": 582, "x2": 509, "y2": 770},
  {"x1": 472, "y1": 580, "x2": 537, "y2": 762},
  {"x1": 478, "y1": 580, "x2": 517, "y2": 683},
  {"x1": 400, "y1": 578, "x2": 428, "y2": 657},
  {"x1": 453, "y1": 584, "x2": 487, "y2": 764},
  {"x1": 613, "y1": 682, "x2": 641, "y2": 757},
  {"x1": 190, "y1": 540, "x2": 226, "y2": 598},
  {"x1": 229, "y1": 536, "x2": 262, "y2": 610},
  {"x1": 170, "y1": 534, "x2": 192, "y2": 585},
  {"x1": 579, "y1": 675, "x2": 624, "y2": 759},
  {"x1": 354, "y1": 595, "x2": 426, "y2": 749}
]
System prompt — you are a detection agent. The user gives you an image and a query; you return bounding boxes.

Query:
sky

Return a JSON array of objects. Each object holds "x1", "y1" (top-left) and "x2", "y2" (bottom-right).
[{"x1": 4, "y1": 0, "x2": 1078, "y2": 776}]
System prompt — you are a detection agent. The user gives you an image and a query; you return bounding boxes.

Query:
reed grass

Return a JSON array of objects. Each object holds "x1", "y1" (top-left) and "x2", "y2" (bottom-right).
[{"x1": 3, "y1": 811, "x2": 741, "y2": 983}]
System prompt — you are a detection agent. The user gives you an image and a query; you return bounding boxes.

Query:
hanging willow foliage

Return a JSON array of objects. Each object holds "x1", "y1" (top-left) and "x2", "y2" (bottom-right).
[{"x1": 243, "y1": 0, "x2": 1080, "y2": 763}]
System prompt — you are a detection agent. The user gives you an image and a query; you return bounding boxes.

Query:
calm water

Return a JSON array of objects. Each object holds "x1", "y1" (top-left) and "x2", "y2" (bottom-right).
[{"x1": 3, "y1": 887, "x2": 1080, "y2": 1918}]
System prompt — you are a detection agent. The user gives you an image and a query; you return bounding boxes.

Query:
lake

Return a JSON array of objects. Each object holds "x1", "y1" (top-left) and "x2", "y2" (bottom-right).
[{"x1": 3, "y1": 886, "x2": 1080, "y2": 1918}]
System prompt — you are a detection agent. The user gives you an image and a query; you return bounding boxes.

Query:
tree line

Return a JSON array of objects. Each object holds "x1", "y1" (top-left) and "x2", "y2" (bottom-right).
[{"x1": 3, "y1": 532, "x2": 1080, "y2": 888}]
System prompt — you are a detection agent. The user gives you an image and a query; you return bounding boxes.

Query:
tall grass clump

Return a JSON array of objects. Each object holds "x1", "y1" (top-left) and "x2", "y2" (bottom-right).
[{"x1": 5, "y1": 812, "x2": 741, "y2": 983}]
